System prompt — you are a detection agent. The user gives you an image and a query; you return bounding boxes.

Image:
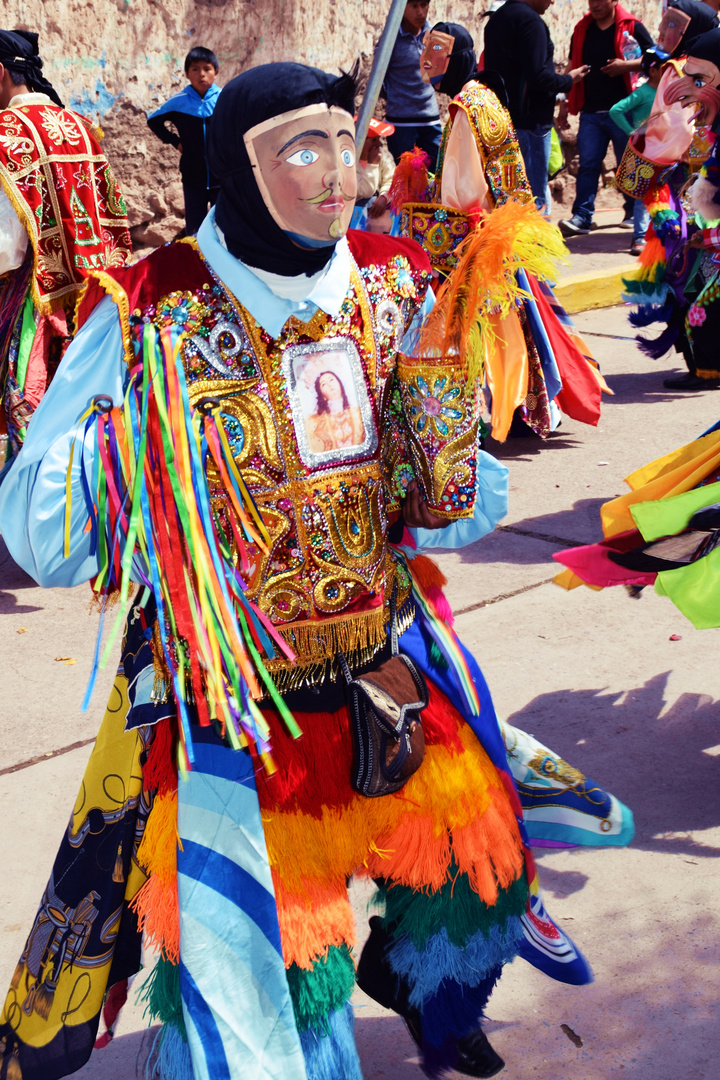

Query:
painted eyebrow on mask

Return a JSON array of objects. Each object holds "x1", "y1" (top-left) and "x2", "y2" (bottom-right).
[
  {"x1": 277, "y1": 128, "x2": 356, "y2": 154},
  {"x1": 278, "y1": 130, "x2": 328, "y2": 154}
]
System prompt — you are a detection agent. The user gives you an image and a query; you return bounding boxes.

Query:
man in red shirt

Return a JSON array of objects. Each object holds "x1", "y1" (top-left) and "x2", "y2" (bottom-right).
[{"x1": 559, "y1": 0, "x2": 653, "y2": 235}]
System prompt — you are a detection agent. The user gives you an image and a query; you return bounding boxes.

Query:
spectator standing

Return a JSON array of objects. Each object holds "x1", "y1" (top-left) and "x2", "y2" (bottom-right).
[
  {"x1": 382, "y1": 0, "x2": 444, "y2": 169},
  {"x1": 352, "y1": 117, "x2": 396, "y2": 232},
  {"x1": 483, "y1": 0, "x2": 589, "y2": 216},
  {"x1": 558, "y1": 0, "x2": 653, "y2": 236},
  {"x1": 608, "y1": 47, "x2": 666, "y2": 254},
  {"x1": 147, "y1": 47, "x2": 221, "y2": 235}
]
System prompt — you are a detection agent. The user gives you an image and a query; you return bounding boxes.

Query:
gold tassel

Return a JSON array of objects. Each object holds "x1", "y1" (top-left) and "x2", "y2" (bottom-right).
[
  {"x1": 151, "y1": 619, "x2": 172, "y2": 703},
  {"x1": 6, "y1": 1052, "x2": 22, "y2": 1080},
  {"x1": 9, "y1": 962, "x2": 23, "y2": 991},
  {"x1": 113, "y1": 843, "x2": 125, "y2": 884},
  {"x1": 30, "y1": 983, "x2": 54, "y2": 1021}
]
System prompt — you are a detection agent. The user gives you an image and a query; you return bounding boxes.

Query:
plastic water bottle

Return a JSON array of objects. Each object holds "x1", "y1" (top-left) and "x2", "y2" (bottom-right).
[{"x1": 621, "y1": 31, "x2": 642, "y2": 61}]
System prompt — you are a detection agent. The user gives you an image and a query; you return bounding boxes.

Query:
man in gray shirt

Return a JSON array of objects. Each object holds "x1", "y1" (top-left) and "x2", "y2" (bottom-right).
[{"x1": 382, "y1": 0, "x2": 443, "y2": 169}]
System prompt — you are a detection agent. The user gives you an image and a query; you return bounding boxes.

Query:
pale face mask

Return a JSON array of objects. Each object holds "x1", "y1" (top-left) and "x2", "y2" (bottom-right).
[
  {"x1": 657, "y1": 9, "x2": 692, "y2": 57},
  {"x1": 244, "y1": 103, "x2": 358, "y2": 245},
  {"x1": 420, "y1": 30, "x2": 455, "y2": 84},
  {"x1": 665, "y1": 57, "x2": 720, "y2": 125}
]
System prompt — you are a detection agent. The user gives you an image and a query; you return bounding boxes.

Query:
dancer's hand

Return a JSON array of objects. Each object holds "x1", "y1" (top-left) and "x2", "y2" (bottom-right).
[{"x1": 402, "y1": 482, "x2": 450, "y2": 529}]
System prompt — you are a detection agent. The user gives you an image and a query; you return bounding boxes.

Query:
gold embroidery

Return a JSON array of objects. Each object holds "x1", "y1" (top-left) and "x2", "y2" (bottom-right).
[
  {"x1": 432, "y1": 423, "x2": 479, "y2": 516},
  {"x1": 187, "y1": 377, "x2": 282, "y2": 474}
]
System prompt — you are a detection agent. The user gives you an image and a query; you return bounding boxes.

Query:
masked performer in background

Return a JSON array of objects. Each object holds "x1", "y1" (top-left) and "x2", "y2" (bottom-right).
[
  {"x1": 0, "y1": 28, "x2": 131, "y2": 461},
  {"x1": 392, "y1": 22, "x2": 610, "y2": 442},
  {"x1": 618, "y1": 25, "x2": 720, "y2": 390},
  {"x1": 0, "y1": 63, "x2": 631, "y2": 1080}
]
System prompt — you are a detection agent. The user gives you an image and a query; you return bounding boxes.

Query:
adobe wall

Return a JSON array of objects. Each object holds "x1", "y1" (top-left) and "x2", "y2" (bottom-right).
[{"x1": 4, "y1": 0, "x2": 662, "y2": 248}]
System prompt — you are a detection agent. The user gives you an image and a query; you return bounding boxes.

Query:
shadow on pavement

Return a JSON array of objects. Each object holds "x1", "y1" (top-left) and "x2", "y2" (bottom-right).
[
  {"x1": 561, "y1": 227, "x2": 633, "y2": 257},
  {"x1": 532, "y1": 866, "x2": 590, "y2": 899},
  {"x1": 506, "y1": 672, "x2": 720, "y2": 858},
  {"x1": 486, "y1": 432, "x2": 582, "y2": 461},
  {"x1": 0, "y1": 537, "x2": 38, "y2": 591},
  {"x1": 74, "y1": 1025, "x2": 154, "y2": 1078},
  {"x1": 355, "y1": 1013, "x2": 423, "y2": 1078},
  {"x1": 0, "y1": 537, "x2": 42, "y2": 612},
  {"x1": 602, "y1": 368, "x2": 718, "y2": 406},
  {"x1": 445, "y1": 498, "x2": 607, "y2": 557}
]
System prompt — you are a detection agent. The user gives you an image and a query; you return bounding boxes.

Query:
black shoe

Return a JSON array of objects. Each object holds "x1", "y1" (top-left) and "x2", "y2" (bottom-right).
[
  {"x1": 456, "y1": 1028, "x2": 505, "y2": 1078},
  {"x1": 663, "y1": 372, "x2": 720, "y2": 390},
  {"x1": 356, "y1": 916, "x2": 423, "y2": 1045},
  {"x1": 357, "y1": 918, "x2": 505, "y2": 1077}
]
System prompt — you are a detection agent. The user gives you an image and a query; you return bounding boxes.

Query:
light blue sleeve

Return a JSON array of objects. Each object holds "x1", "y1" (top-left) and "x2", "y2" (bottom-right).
[
  {"x1": 400, "y1": 286, "x2": 435, "y2": 354},
  {"x1": 410, "y1": 450, "x2": 509, "y2": 550},
  {"x1": 0, "y1": 295, "x2": 127, "y2": 587}
]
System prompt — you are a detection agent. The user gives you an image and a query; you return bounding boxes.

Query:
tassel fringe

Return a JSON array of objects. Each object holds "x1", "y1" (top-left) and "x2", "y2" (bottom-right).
[
  {"x1": 286, "y1": 944, "x2": 356, "y2": 1032},
  {"x1": 298, "y1": 1001, "x2": 363, "y2": 1080},
  {"x1": 131, "y1": 791, "x2": 180, "y2": 962},
  {"x1": 276, "y1": 879, "x2": 357, "y2": 970},
  {"x1": 262, "y1": 727, "x2": 521, "y2": 900},
  {"x1": 138, "y1": 953, "x2": 186, "y2": 1032},
  {"x1": 388, "y1": 917, "x2": 524, "y2": 1006},
  {"x1": 420, "y1": 968, "x2": 501, "y2": 1068},
  {"x1": 147, "y1": 1022, "x2": 194, "y2": 1080},
  {"x1": 378, "y1": 870, "x2": 527, "y2": 951}
]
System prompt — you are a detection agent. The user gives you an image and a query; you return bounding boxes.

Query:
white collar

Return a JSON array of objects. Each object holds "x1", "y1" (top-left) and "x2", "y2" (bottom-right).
[{"x1": 196, "y1": 208, "x2": 352, "y2": 337}]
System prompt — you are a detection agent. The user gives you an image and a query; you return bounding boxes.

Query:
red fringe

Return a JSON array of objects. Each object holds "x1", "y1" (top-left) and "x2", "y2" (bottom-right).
[
  {"x1": 142, "y1": 716, "x2": 177, "y2": 795},
  {"x1": 636, "y1": 228, "x2": 664, "y2": 272},
  {"x1": 254, "y1": 681, "x2": 464, "y2": 816}
]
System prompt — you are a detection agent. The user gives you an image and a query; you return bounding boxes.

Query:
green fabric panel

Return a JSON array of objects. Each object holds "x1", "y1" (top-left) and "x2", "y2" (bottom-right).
[
  {"x1": 630, "y1": 480, "x2": 720, "y2": 542},
  {"x1": 15, "y1": 293, "x2": 37, "y2": 392},
  {"x1": 377, "y1": 866, "x2": 528, "y2": 950},
  {"x1": 286, "y1": 944, "x2": 356, "y2": 1033},
  {"x1": 654, "y1": 548, "x2": 720, "y2": 629}
]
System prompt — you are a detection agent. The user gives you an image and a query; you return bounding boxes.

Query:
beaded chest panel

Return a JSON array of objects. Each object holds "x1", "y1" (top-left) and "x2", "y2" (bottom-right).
[{"x1": 129, "y1": 247, "x2": 436, "y2": 679}]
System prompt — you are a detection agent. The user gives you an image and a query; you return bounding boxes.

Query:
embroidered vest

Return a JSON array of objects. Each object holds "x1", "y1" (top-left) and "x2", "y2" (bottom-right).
[
  {"x1": 80, "y1": 233, "x2": 481, "y2": 689},
  {"x1": 0, "y1": 101, "x2": 131, "y2": 313}
]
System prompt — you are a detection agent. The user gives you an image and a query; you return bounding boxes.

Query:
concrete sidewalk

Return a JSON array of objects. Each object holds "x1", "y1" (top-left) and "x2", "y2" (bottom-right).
[{"x1": 1, "y1": 304, "x2": 719, "y2": 1079}]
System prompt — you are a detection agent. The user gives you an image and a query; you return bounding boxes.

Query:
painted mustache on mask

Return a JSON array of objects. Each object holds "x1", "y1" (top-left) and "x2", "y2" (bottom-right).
[
  {"x1": 302, "y1": 185, "x2": 355, "y2": 206},
  {"x1": 665, "y1": 76, "x2": 720, "y2": 123}
]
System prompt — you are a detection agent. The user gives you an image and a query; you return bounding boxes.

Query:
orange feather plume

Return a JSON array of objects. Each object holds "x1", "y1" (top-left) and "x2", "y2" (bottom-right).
[{"x1": 416, "y1": 199, "x2": 567, "y2": 382}]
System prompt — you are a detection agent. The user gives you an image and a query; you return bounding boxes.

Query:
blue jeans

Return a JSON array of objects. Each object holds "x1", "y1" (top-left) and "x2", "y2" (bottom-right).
[
  {"x1": 516, "y1": 124, "x2": 552, "y2": 216},
  {"x1": 572, "y1": 111, "x2": 633, "y2": 227},
  {"x1": 633, "y1": 199, "x2": 650, "y2": 243},
  {"x1": 387, "y1": 123, "x2": 443, "y2": 172}
]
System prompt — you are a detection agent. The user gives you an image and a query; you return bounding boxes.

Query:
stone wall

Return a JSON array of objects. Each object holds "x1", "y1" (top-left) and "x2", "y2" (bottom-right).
[{"x1": 5, "y1": 0, "x2": 662, "y2": 249}]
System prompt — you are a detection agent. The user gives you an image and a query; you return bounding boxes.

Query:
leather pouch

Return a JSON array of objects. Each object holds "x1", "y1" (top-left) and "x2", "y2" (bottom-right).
[{"x1": 340, "y1": 587, "x2": 427, "y2": 797}]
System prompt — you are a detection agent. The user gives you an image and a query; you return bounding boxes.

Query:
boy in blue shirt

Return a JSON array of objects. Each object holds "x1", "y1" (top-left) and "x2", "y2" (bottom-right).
[{"x1": 148, "y1": 46, "x2": 221, "y2": 234}]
